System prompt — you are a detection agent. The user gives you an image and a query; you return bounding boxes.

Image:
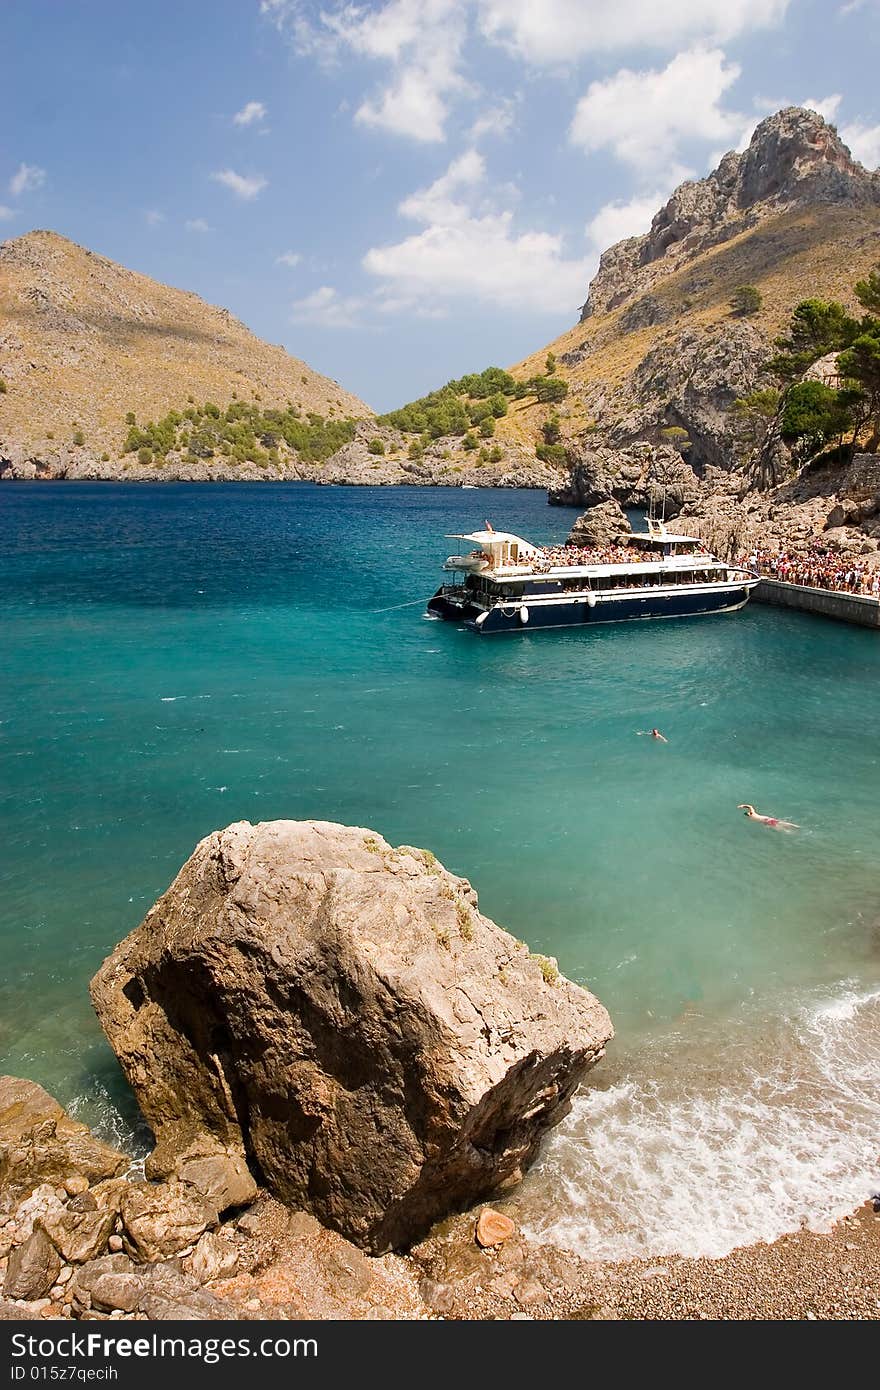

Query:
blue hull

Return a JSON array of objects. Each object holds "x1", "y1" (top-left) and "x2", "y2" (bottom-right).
[{"x1": 427, "y1": 585, "x2": 753, "y2": 633}]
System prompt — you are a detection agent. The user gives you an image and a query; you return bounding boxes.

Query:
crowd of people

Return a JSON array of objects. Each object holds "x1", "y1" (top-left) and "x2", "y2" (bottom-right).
[
  {"x1": 532, "y1": 541, "x2": 706, "y2": 570},
  {"x1": 747, "y1": 545, "x2": 880, "y2": 598}
]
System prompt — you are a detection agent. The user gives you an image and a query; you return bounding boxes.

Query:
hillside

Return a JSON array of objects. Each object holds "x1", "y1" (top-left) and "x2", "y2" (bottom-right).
[
  {"x1": 505, "y1": 108, "x2": 880, "y2": 472},
  {"x1": 0, "y1": 230, "x2": 371, "y2": 478}
]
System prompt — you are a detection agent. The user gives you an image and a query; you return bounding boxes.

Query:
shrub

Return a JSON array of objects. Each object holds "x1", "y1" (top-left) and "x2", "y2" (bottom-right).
[
  {"x1": 0, "y1": 379, "x2": 7, "y2": 394},
  {"x1": 542, "y1": 413, "x2": 561, "y2": 445},
  {"x1": 545, "y1": 352, "x2": 557, "y2": 375},
  {"x1": 660, "y1": 425, "x2": 692, "y2": 452},
  {"x1": 535, "y1": 442, "x2": 568, "y2": 466},
  {"x1": 479, "y1": 416, "x2": 495, "y2": 437},
  {"x1": 731, "y1": 285, "x2": 762, "y2": 316},
  {"x1": 532, "y1": 376, "x2": 568, "y2": 404},
  {"x1": 124, "y1": 411, "x2": 135, "y2": 425},
  {"x1": 101, "y1": 452, "x2": 110, "y2": 462},
  {"x1": 367, "y1": 438, "x2": 386, "y2": 455},
  {"x1": 72, "y1": 430, "x2": 85, "y2": 446},
  {"x1": 488, "y1": 444, "x2": 503, "y2": 462},
  {"x1": 462, "y1": 432, "x2": 478, "y2": 451},
  {"x1": 137, "y1": 446, "x2": 153, "y2": 465}
]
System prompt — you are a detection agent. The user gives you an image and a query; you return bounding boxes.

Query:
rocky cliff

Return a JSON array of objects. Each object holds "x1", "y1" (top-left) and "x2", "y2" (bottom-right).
[{"x1": 510, "y1": 108, "x2": 880, "y2": 479}]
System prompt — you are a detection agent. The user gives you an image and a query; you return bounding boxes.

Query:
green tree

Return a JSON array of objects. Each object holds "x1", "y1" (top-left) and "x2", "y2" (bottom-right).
[
  {"x1": 541, "y1": 413, "x2": 561, "y2": 445},
  {"x1": 770, "y1": 298, "x2": 860, "y2": 379},
  {"x1": 479, "y1": 416, "x2": 495, "y2": 438},
  {"x1": 367, "y1": 438, "x2": 386, "y2": 455},
  {"x1": 730, "y1": 285, "x2": 762, "y2": 316},
  {"x1": 545, "y1": 352, "x2": 557, "y2": 375},
  {"x1": 838, "y1": 331, "x2": 880, "y2": 448},
  {"x1": 854, "y1": 267, "x2": 880, "y2": 316},
  {"x1": 780, "y1": 381, "x2": 854, "y2": 459},
  {"x1": 532, "y1": 376, "x2": 568, "y2": 404}
]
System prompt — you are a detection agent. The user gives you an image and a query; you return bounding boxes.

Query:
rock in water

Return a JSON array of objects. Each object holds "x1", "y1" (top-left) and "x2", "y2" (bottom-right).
[
  {"x1": 91, "y1": 821, "x2": 612, "y2": 1252},
  {"x1": 0, "y1": 1076, "x2": 128, "y2": 1212},
  {"x1": 567, "y1": 498, "x2": 631, "y2": 548}
]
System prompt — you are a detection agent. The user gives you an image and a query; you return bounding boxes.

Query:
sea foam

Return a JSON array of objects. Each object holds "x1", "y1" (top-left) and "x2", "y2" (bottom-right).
[{"x1": 523, "y1": 984, "x2": 880, "y2": 1261}]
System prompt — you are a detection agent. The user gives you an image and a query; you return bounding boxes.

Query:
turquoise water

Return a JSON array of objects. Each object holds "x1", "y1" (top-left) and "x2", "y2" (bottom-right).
[{"x1": 2, "y1": 482, "x2": 879, "y2": 1257}]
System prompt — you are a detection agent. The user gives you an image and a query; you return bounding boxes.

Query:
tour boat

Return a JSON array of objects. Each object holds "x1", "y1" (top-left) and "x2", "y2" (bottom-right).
[{"x1": 426, "y1": 519, "x2": 759, "y2": 634}]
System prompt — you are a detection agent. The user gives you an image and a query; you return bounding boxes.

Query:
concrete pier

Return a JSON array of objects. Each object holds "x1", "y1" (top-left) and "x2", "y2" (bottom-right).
[{"x1": 753, "y1": 578, "x2": 880, "y2": 629}]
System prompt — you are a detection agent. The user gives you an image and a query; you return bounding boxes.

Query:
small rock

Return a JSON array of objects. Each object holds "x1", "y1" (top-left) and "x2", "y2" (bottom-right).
[
  {"x1": 89, "y1": 1272, "x2": 142, "y2": 1314},
  {"x1": 64, "y1": 1176, "x2": 90, "y2": 1197},
  {"x1": 3, "y1": 1230, "x2": 62, "y2": 1301},
  {"x1": 418, "y1": 1278, "x2": 455, "y2": 1315},
  {"x1": 37, "y1": 1208, "x2": 115, "y2": 1265},
  {"x1": 509, "y1": 1312, "x2": 533, "y2": 1320},
  {"x1": 512, "y1": 1275, "x2": 546, "y2": 1307},
  {"x1": 475, "y1": 1209, "x2": 517, "y2": 1249},
  {"x1": 120, "y1": 1181, "x2": 217, "y2": 1263},
  {"x1": 108, "y1": 1235, "x2": 123, "y2": 1253},
  {"x1": 188, "y1": 1230, "x2": 240, "y2": 1284}
]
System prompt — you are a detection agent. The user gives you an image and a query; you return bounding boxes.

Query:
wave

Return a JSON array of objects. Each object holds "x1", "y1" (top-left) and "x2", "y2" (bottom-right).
[{"x1": 522, "y1": 983, "x2": 880, "y2": 1261}]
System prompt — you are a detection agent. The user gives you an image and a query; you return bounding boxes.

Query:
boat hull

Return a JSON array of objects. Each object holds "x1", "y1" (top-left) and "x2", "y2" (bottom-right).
[{"x1": 427, "y1": 582, "x2": 757, "y2": 633}]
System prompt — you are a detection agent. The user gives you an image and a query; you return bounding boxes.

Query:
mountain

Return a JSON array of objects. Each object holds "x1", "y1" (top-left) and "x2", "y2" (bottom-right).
[
  {"x1": 509, "y1": 108, "x2": 880, "y2": 476},
  {"x1": 0, "y1": 230, "x2": 371, "y2": 479}
]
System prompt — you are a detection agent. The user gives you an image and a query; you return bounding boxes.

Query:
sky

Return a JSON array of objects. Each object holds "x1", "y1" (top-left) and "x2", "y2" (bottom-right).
[{"x1": 1, "y1": 1, "x2": 879, "y2": 411}]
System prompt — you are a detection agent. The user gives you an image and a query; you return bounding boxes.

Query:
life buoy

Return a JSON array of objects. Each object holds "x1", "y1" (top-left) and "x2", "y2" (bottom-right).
[{"x1": 519, "y1": 605, "x2": 529, "y2": 624}]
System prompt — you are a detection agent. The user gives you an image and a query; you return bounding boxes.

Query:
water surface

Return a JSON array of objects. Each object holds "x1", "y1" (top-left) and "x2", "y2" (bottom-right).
[{"x1": 2, "y1": 482, "x2": 878, "y2": 1256}]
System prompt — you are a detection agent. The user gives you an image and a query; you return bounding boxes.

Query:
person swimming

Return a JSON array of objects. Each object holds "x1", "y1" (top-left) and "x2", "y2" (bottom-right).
[
  {"x1": 637, "y1": 728, "x2": 668, "y2": 742},
  {"x1": 737, "y1": 803, "x2": 799, "y2": 832}
]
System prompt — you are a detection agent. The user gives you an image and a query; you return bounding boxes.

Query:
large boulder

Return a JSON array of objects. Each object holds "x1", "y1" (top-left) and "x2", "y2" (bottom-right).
[
  {"x1": 567, "y1": 499, "x2": 631, "y2": 548},
  {"x1": 0, "y1": 1076, "x2": 129, "y2": 1212},
  {"x1": 91, "y1": 821, "x2": 612, "y2": 1252}
]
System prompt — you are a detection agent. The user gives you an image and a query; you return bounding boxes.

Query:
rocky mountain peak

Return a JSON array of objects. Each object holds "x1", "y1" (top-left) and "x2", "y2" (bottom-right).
[{"x1": 582, "y1": 107, "x2": 880, "y2": 320}]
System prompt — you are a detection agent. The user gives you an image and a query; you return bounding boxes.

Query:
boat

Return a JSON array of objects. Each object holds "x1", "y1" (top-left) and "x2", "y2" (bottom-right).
[{"x1": 426, "y1": 518, "x2": 759, "y2": 634}]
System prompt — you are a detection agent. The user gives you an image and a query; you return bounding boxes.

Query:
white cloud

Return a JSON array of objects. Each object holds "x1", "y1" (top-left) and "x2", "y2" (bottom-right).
[
  {"x1": 841, "y1": 119, "x2": 880, "y2": 168},
  {"x1": 210, "y1": 168, "x2": 268, "y2": 200},
  {"x1": 144, "y1": 208, "x2": 166, "y2": 226},
  {"x1": 0, "y1": 205, "x2": 16, "y2": 221},
  {"x1": 267, "y1": 0, "x2": 468, "y2": 142},
  {"x1": 276, "y1": 251, "x2": 302, "y2": 267},
  {"x1": 477, "y1": 0, "x2": 791, "y2": 64},
  {"x1": 233, "y1": 100, "x2": 268, "y2": 126},
  {"x1": 399, "y1": 149, "x2": 486, "y2": 224},
  {"x1": 291, "y1": 285, "x2": 366, "y2": 328},
  {"x1": 570, "y1": 47, "x2": 743, "y2": 171},
  {"x1": 802, "y1": 94, "x2": 843, "y2": 123},
  {"x1": 185, "y1": 218, "x2": 211, "y2": 232},
  {"x1": 363, "y1": 150, "x2": 591, "y2": 314},
  {"x1": 469, "y1": 100, "x2": 516, "y2": 141},
  {"x1": 585, "y1": 192, "x2": 666, "y2": 255},
  {"x1": 9, "y1": 162, "x2": 46, "y2": 197}
]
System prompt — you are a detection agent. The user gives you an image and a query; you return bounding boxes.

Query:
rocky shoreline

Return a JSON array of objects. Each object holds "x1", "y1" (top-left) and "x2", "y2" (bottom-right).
[
  {"x1": 2, "y1": 820, "x2": 876, "y2": 1323},
  {"x1": 2, "y1": 1077, "x2": 876, "y2": 1322}
]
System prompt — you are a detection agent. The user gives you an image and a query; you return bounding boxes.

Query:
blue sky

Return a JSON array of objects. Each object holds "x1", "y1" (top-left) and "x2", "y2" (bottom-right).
[{"x1": 2, "y1": 0, "x2": 879, "y2": 411}]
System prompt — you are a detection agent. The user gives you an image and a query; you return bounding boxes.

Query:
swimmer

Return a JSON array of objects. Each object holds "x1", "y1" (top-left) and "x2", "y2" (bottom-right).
[
  {"x1": 737, "y1": 803, "x2": 799, "y2": 832},
  {"x1": 637, "y1": 728, "x2": 668, "y2": 743}
]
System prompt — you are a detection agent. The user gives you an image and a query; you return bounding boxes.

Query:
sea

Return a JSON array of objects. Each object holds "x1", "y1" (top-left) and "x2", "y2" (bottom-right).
[{"x1": 1, "y1": 481, "x2": 878, "y2": 1261}]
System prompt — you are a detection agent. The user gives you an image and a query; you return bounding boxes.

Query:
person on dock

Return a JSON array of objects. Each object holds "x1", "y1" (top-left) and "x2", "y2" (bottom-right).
[
  {"x1": 737, "y1": 803, "x2": 799, "y2": 832},
  {"x1": 637, "y1": 728, "x2": 668, "y2": 742}
]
